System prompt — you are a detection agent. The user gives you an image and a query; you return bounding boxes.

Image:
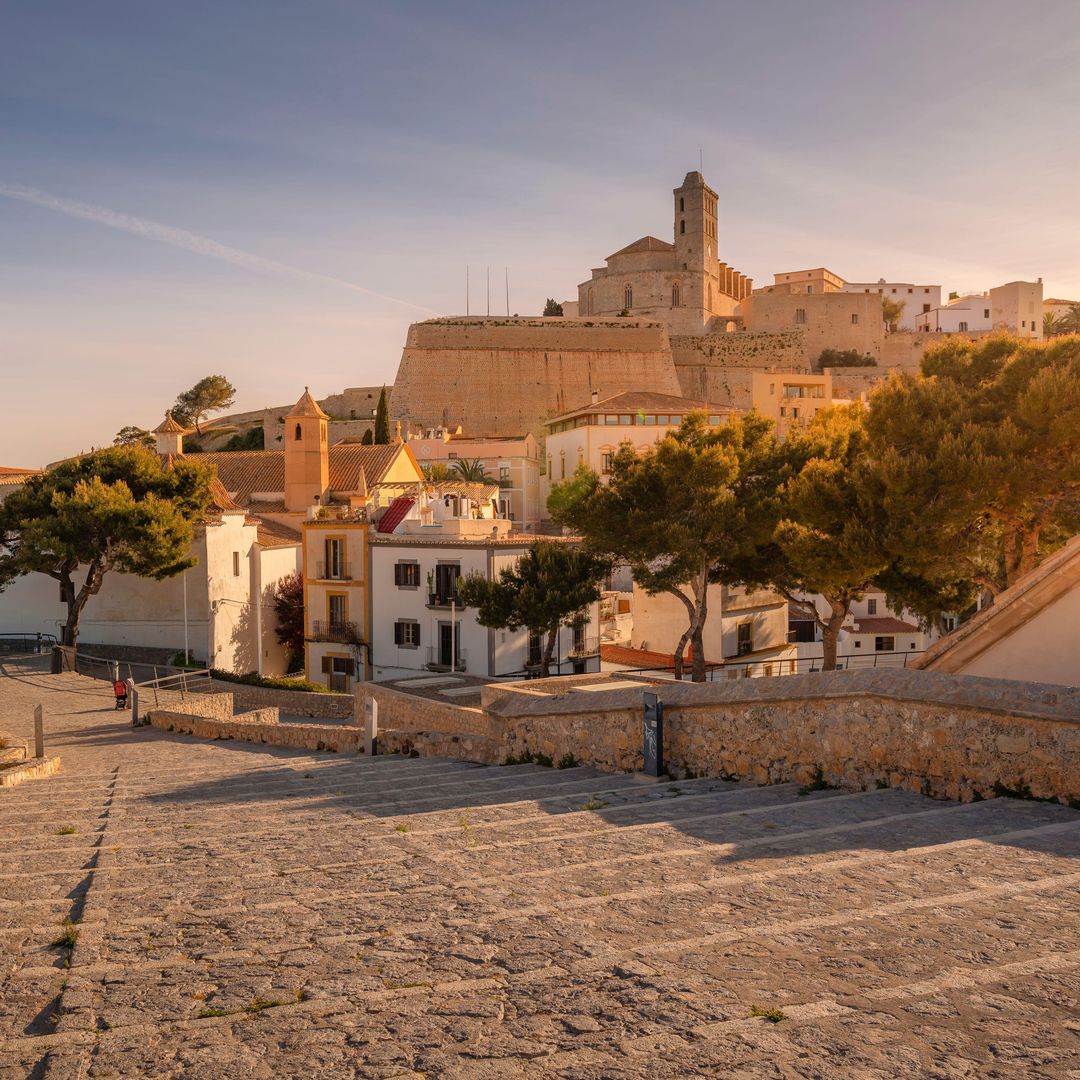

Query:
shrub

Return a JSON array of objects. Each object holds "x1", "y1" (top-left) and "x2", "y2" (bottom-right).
[
  {"x1": 815, "y1": 348, "x2": 876, "y2": 370},
  {"x1": 209, "y1": 669, "x2": 343, "y2": 694}
]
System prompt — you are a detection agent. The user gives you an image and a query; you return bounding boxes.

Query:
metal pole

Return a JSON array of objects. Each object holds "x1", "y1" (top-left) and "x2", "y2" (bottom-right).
[
  {"x1": 183, "y1": 571, "x2": 189, "y2": 666},
  {"x1": 451, "y1": 600, "x2": 457, "y2": 672}
]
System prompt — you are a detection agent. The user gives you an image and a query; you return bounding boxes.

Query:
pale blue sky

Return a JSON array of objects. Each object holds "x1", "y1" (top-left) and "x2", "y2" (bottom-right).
[{"x1": 3, "y1": 1, "x2": 1079, "y2": 465}]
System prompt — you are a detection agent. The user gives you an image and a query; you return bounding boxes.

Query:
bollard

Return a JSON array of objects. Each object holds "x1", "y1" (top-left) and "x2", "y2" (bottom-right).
[
  {"x1": 34, "y1": 705, "x2": 44, "y2": 759},
  {"x1": 129, "y1": 683, "x2": 139, "y2": 726},
  {"x1": 642, "y1": 692, "x2": 664, "y2": 778},
  {"x1": 363, "y1": 695, "x2": 379, "y2": 756}
]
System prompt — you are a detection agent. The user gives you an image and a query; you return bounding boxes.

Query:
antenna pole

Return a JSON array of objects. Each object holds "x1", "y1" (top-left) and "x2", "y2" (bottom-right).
[
  {"x1": 486, "y1": 266, "x2": 490, "y2": 317},
  {"x1": 505, "y1": 267, "x2": 509, "y2": 316},
  {"x1": 466, "y1": 264, "x2": 470, "y2": 316}
]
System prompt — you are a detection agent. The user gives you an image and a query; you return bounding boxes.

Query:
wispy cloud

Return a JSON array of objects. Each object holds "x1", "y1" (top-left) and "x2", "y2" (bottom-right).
[{"x1": 0, "y1": 184, "x2": 436, "y2": 314}]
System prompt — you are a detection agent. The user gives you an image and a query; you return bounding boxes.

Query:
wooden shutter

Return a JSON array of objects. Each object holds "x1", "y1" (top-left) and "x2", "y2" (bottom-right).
[
  {"x1": 321, "y1": 655, "x2": 332, "y2": 674},
  {"x1": 344, "y1": 659, "x2": 356, "y2": 677},
  {"x1": 394, "y1": 563, "x2": 402, "y2": 586},
  {"x1": 394, "y1": 622, "x2": 403, "y2": 646}
]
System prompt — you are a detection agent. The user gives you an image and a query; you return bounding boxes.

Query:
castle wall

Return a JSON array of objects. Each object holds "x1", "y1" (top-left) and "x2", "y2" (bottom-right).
[
  {"x1": 391, "y1": 317, "x2": 680, "y2": 435},
  {"x1": 742, "y1": 291, "x2": 886, "y2": 365},
  {"x1": 671, "y1": 331, "x2": 808, "y2": 409}
]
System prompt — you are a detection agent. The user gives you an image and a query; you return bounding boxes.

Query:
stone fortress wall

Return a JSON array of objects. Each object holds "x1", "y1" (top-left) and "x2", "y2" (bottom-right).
[{"x1": 391, "y1": 317, "x2": 682, "y2": 435}]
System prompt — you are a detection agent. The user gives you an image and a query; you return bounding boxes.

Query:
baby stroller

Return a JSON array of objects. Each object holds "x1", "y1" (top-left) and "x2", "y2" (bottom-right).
[{"x1": 113, "y1": 679, "x2": 129, "y2": 710}]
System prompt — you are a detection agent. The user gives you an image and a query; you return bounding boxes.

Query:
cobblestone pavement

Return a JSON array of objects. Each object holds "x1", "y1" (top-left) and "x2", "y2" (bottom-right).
[{"x1": 2, "y1": 656, "x2": 1079, "y2": 1079}]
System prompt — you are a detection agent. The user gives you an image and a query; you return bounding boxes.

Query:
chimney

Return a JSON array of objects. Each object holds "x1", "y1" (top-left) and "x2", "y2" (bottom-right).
[{"x1": 591, "y1": 389, "x2": 599, "y2": 405}]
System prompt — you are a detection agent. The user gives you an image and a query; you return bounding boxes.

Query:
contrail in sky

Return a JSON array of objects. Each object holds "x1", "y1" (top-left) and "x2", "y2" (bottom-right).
[{"x1": 0, "y1": 184, "x2": 436, "y2": 314}]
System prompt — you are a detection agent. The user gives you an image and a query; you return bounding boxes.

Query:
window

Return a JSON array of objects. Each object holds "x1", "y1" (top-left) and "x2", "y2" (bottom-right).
[
  {"x1": 619, "y1": 414, "x2": 632, "y2": 425},
  {"x1": 324, "y1": 538, "x2": 345, "y2": 579},
  {"x1": 923, "y1": 303, "x2": 931, "y2": 313},
  {"x1": 907, "y1": 288, "x2": 913, "y2": 294},
  {"x1": 924, "y1": 288, "x2": 930, "y2": 294},
  {"x1": 736, "y1": 622, "x2": 753, "y2": 656},
  {"x1": 560, "y1": 451, "x2": 566, "y2": 479},
  {"x1": 604, "y1": 414, "x2": 619, "y2": 425},
  {"x1": 328, "y1": 594, "x2": 346, "y2": 629},
  {"x1": 792, "y1": 407, "x2": 800, "y2": 419},
  {"x1": 655, "y1": 415, "x2": 668, "y2": 425},
  {"x1": 294, "y1": 423, "x2": 302, "y2": 441},
  {"x1": 624, "y1": 284, "x2": 633, "y2": 309},
  {"x1": 679, "y1": 220, "x2": 685, "y2": 234},
  {"x1": 867, "y1": 598, "x2": 877, "y2": 615},
  {"x1": 601, "y1": 452, "x2": 614, "y2": 474},
  {"x1": 433, "y1": 563, "x2": 460, "y2": 604},
  {"x1": 671, "y1": 282, "x2": 680, "y2": 307},
  {"x1": 642, "y1": 414, "x2": 656, "y2": 425},
  {"x1": 708, "y1": 414, "x2": 721, "y2": 425},
  {"x1": 875, "y1": 636, "x2": 895, "y2": 652},
  {"x1": 959, "y1": 321, "x2": 968, "y2": 332},
  {"x1": 983, "y1": 309, "x2": 990, "y2": 319},
  {"x1": 573, "y1": 621, "x2": 586, "y2": 653},
  {"x1": 527, "y1": 632, "x2": 543, "y2": 667},
  {"x1": 780, "y1": 406, "x2": 788, "y2": 417},
  {"x1": 679, "y1": 197, "x2": 684, "y2": 211},
  {"x1": 942, "y1": 615, "x2": 956, "y2": 632},
  {"x1": 393, "y1": 620, "x2": 420, "y2": 648},
  {"x1": 851, "y1": 313, "x2": 859, "y2": 325},
  {"x1": 769, "y1": 383, "x2": 775, "y2": 395},
  {"x1": 499, "y1": 465, "x2": 510, "y2": 484},
  {"x1": 232, "y1": 551, "x2": 240, "y2": 577},
  {"x1": 795, "y1": 308, "x2": 806, "y2": 324},
  {"x1": 394, "y1": 561, "x2": 420, "y2": 588},
  {"x1": 669, "y1": 415, "x2": 681, "y2": 425},
  {"x1": 807, "y1": 285, "x2": 813, "y2": 295}
]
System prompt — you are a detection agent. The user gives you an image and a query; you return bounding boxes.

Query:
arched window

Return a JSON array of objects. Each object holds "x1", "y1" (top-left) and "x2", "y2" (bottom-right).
[
  {"x1": 679, "y1": 220, "x2": 685, "y2": 234},
  {"x1": 679, "y1": 197, "x2": 684, "y2": 211},
  {"x1": 624, "y1": 284, "x2": 632, "y2": 310},
  {"x1": 671, "y1": 282, "x2": 680, "y2": 307},
  {"x1": 708, "y1": 282, "x2": 713, "y2": 307},
  {"x1": 294, "y1": 423, "x2": 302, "y2": 441}
]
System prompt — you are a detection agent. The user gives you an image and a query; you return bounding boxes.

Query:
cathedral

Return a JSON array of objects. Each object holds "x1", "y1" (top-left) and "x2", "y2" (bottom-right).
[{"x1": 576, "y1": 171, "x2": 752, "y2": 334}]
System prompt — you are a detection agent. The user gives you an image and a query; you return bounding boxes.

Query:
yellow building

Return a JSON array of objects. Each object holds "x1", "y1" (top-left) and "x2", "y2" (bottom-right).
[{"x1": 750, "y1": 372, "x2": 840, "y2": 437}]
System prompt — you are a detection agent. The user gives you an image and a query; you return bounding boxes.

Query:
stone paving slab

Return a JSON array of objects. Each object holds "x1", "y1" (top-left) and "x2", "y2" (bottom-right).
[{"x1": 1, "y1": 655, "x2": 1079, "y2": 1078}]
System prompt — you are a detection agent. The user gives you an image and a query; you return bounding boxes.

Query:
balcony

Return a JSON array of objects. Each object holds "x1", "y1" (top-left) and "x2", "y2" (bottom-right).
[
  {"x1": 315, "y1": 562, "x2": 352, "y2": 581},
  {"x1": 309, "y1": 620, "x2": 364, "y2": 645},
  {"x1": 426, "y1": 591, "x2": 461, "y2": 609},
  {"x1": 426, "y1": 646, "x2": 467, "y2": 673},
  {"x1": 568, "y1": 635, "x2": 600, "y2": 659}
]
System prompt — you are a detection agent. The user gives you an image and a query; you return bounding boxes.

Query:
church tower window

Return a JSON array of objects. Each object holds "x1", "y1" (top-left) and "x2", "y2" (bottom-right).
[
  {"x1": 679, "y1": 220, "x2": 685, "y2": 234},
  {"x1": 624, "y1": 285, "x2": 633, "y2": 310},
  {"x1": 679, "y1": 197, "x2": 684, "y2": 211},
  {"x1": 294, "y1": 423, "x2": 302, "y2": 441},
  {"x1": 671, "y1": 283, "x2": 680, "y2": 307}
]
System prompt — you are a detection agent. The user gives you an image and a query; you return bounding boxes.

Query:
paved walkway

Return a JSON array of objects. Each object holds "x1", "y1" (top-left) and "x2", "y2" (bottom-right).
[{"x1": 1, "y1": 656, "x2": 1079, "y2": 1078}]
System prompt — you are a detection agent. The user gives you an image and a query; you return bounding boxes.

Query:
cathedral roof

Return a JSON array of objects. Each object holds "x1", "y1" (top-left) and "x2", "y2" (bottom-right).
[
  {"x1": 608, "y1": 235, "x2": 675, "y2": 259},
  {"x1": 285, "y1": 387, "x2": 330, "y2": 420}
]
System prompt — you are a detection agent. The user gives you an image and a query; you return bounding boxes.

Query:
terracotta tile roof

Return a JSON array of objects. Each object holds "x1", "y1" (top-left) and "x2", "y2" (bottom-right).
[
  {"x1": 160, "y1": 453, "x2": 243, "y2": 513},
  {"x1": 549, "y1": 391, "x2": 736, "y2": 425},
  {"x1": 0, "y1": 466, "x2": 41, "y2": 476},
  {"x1": 195, "y1": 444, "x2": 412, "y2": 505},
  {"x1": 285, "y1": 387, "x2": 330, "y2": 419},
  {"x1": 370, "y1": 533, "x2": 580, "y2": 548},
  {"x1": 852, "y1": 617, "x2": 920, "y2": 634},
  {"x1": 152, "y1": 412, "x2": 188, "y2": 434},
  {"x1": 609, "y1": 235, "x2": 675, "y2": 258},
  {"x1": 254, "y1": 519, "x2": 302, "y2": 548}
]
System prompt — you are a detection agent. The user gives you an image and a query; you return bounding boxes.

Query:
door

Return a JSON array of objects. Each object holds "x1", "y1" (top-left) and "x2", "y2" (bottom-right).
[{"x1": 439, "y1": 623, "x2": 461, "y2": 668}]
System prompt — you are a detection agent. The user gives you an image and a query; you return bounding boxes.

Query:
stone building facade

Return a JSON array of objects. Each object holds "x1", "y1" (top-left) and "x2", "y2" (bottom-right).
[{"x1": 577, "y1": 171, "x2": 752, "y2": 334}]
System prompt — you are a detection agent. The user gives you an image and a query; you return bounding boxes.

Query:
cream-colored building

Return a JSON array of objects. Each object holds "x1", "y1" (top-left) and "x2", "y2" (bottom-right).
[
  {"x1": 541, "y1": 391, "x2": 734, "y2": 510},
  {"x1": 577, "y1": 171, "x2": 752, "y2": 334},
  {"x1": 840, "y1": 279, "x2": 942, "y2": 331},
  {"x1": 750, "y1": 372, "x2": 842, "y2": 437},
  {"x1": 914, "y1": 536, "x2": 1080, "y2": 686},
  {"x1": 405, "y1": 429, "x2": 542, "y2": 529}
]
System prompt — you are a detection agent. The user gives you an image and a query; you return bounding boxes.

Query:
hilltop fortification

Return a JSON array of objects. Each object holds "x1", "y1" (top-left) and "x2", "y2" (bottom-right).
[{"x1": 391, "y1": 317, "x2": 681, "y2": 434}]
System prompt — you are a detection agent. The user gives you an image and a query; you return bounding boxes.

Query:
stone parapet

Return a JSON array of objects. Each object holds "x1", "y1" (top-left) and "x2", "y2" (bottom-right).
[
  {"x1": 206, "y1": 679, "x2": 354, "y2": 720},
  {"x1": 148, "y1": 711, "x2": 362, "y2": 753},
  {"x1": 0, "y1": 755, "x2": 62, "y2": 787}
]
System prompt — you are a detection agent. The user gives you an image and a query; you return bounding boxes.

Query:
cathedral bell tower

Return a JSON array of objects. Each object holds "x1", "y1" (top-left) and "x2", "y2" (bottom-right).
[
  {"x1": 283, "y1": 387, "x2": 330, "y2": 512},
  {"x1": 673, "y1": 171, "x2": 721, "y2": 322}
]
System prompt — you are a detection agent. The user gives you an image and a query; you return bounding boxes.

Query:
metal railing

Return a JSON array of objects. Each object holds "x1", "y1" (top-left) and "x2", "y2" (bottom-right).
[
  {"x1": 309, "y1": 619, "x2": 364, "y2": 645},
  {"x1": 131, "y1": 667, "x2": 214, "y2": 706},
  {"x1": 0, "y1": 632, "x2": 58, "y2": 655},
  {"x1": 568, "y1": 635, "x2": 600, "y2": 658},
  {"x1": 426, "y1": 647, "x2": 467, "y2": 672},
  {"x1": 426, "y1": 591, "x2": 460, "y2": 608},
  {"x1": 314, "y1": 562, "x2": 352, "y2": 581},
  {"x1": 625, "y1": 649, "x2": 925, "y2": 681}
]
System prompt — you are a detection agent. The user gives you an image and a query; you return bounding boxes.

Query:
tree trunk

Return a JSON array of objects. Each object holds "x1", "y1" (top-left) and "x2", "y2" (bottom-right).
[
  {"x1": 820, "y1": 598, "x2": 849, "y2": 672},
  {"x1": 62, "y1": 560, "x2": 105, "y2": 649},
  {"x1": 689, "y1": 567, "x2": 710, "y2": 683},
  {"x1": 541, "y1": 625, "x2": 559, "y2": 678},
  {"x1": 1012, "y1": 526, "x2": 1041, "y2": 586},
  {"x1": 668, "y1": 587, "x2": 697, "y2": 681}
]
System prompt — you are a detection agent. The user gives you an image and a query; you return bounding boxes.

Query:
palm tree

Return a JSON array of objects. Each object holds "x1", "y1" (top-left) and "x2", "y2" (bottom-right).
[
  {"x1": 1062, "y1": 304, "x2": 1080, "y2": 335},
  {"x1": 1044, "y1": 311, "x2": 1061, "y2": 338},
  {"x1": 452, "y1": 458, "x2": 495, "y2": 484}
]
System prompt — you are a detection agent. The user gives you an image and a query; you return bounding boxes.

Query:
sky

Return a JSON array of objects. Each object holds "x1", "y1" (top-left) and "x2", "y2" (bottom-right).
[{"x1": 3, "y1": 0, "x2": 1080, "y2": 467}]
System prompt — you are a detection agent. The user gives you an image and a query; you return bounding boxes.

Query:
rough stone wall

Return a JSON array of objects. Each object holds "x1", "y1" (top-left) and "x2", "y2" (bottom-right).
[
  {"x1": 370, "y1": 669, "x2": 1080, "y2": 805},
  {"x1": 671, "y1": 331, "x2": 809, "y2": 408},
  {"x1": 206, "y1": 679, "x2": 354, "y2": 719},
  {"x1": 391, "y1": 318, "x2": 681, "y2": 434},
  {"x1": 0, "y1": 755, "x2": 62, "y2": 787},
  {"x1": 361, "y1": 683, "x2": 493, "y2": 737},
  {"x1": 148, "y1": 711, "x2": 362, "y2": 752},
  {"x1": 143, "y1": 692, "x2": 235, "y2": 722}
]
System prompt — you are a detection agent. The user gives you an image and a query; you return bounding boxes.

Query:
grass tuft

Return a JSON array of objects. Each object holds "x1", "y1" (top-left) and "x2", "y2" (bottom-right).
[
  {"x1": 749, "y1": 1005, "x2": 786, "y2": 1023},
  {"x1": 56, "y1": 826, "x2": 77, "y2": 836},
  {"x1": 52, "y1": 918, "x2": 79, "y2": 949}
]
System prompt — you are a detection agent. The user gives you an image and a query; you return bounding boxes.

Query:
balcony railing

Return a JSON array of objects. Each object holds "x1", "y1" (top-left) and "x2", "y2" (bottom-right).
[
  {"x1": 426, "y1": 647, "x2": 467, "y2": 672},
  {"x1": 426, "y1": 591, "x2": 461, "y2": 608},
  {"x1": 315, "y1": 562, "x2": 352, "y2": 581},
  {"x1": 309, "y1": 620, "x2": 364, "y2": 645},
  {"x1": 568, "y1": 635, "x2": 600, "y2": 658}
]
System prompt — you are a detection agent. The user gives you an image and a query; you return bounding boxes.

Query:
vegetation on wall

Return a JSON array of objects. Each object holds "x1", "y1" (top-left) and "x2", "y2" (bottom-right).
[
  {"x1": 815, "y1": 348, "x2": 877, "y2": 370},
  {"x1": 219, "y1": 426, "x2": 264, "y2": 452}
]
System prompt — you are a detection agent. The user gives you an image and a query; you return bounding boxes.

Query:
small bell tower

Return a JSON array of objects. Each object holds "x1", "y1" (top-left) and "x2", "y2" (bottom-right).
[
  {"x1": 283, "y1": 387, "x2": 329, "y2": 512},
  {"x1": 152, "y1": 412, "x2": 187, "y2": 456}
]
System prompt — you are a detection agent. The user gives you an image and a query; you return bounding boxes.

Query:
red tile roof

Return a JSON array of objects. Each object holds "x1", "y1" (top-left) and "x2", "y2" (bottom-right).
[
  {"x1": 255, "y1": 519, "x2": 302, "y2": 548},
  {"x1": 549, "y1": 391, "x2": 735, "y2": 425},
  {"x1": 853, "y1": 617, "x2": 920, "y2": 634},
  {"x1": 609, "y1": 235, "x2": 675, "y2": 258}
]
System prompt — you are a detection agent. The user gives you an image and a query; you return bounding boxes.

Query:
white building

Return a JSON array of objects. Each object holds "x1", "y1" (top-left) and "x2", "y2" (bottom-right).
[
  {"x1": 368, "y1": 486, "x2": 600, "y2": 680},
  {"x1": 916, "y1": 280, "x2": 1043, "y2": 338},
  {"x1": 840, "y1": 280, "x2": 942, "y2": 331}
]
